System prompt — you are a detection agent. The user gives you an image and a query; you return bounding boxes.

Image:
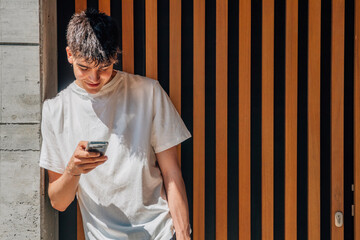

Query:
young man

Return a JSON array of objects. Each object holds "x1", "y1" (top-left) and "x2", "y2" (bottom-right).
[{"x1": 39, "y1": 10, "x2": 191, "y2": 240}]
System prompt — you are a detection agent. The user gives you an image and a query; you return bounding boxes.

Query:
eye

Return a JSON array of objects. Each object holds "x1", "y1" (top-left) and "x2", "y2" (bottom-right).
[
  {"x1": 79, "y1": 67, "x2": 89, "y2": 71},
  {"x1": 99, "y1": 67, "x2": 109, "y2": 71}
]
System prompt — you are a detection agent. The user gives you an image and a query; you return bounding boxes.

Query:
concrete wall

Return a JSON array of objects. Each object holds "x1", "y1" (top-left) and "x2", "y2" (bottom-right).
[{"x1": 0, "y1": 0, "x2": 41, "y2": 239}]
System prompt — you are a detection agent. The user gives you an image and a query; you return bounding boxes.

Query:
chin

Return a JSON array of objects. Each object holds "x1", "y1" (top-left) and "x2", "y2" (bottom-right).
[{"x1": 86, "y1": 88, "x2": 101, "y2": 94}]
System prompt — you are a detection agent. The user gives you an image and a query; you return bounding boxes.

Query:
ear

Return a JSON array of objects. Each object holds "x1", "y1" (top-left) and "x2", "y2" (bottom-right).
[{"x1": 66, "y1": 47, "x2": 74, "y2": 64}]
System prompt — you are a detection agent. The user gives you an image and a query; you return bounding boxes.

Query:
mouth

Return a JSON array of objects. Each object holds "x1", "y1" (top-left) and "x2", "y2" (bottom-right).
[{"x1": 86, "y1": 82, "x2": 100, "y2": 88}]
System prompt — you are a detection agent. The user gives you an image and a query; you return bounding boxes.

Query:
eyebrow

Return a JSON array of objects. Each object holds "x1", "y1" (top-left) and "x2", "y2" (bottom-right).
[{"x1": 76, "y1": 63, "x2": 111, "y2": 69}]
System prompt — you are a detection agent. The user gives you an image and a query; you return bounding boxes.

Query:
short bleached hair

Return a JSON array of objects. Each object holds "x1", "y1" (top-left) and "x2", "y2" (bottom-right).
[{"x1": 66, "y1": 9, "x2": 121, "y2": 66}]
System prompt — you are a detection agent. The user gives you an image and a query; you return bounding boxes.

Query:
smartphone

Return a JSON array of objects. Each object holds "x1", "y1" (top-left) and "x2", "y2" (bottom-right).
[{"x1": 86, "y1": 141, "x2": 109, "y2": 156}]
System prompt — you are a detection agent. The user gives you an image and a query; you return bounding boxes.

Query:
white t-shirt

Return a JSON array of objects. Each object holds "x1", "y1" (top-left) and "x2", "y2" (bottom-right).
[{"x1": 39, "y1": 71, "x2": 191, "y2": 240}]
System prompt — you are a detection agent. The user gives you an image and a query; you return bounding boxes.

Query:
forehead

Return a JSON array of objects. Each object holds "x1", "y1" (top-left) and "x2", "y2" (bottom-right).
[{"x1": 74, "y1": 58, "x2": 112, "y2": 68}]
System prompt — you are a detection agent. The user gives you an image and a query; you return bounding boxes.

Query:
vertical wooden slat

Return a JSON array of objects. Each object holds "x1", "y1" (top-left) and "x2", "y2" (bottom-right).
[
  {"x1": 193, "y1": 0, "x2": 205, "y2": 239},
  {"x1": 170, "y1": 0, "x2": 182, "y2": 166},
  {"x1": 169, "y1": 0, "x2": 182, "y2": 113},
  {"x1": 331, "y1": 0, "x2": 345, "y2": 239},
  {"x1": 77, "y1": 203, "x2": 85, "y2": 240},
  {"x1": 262, "y1": 0, "x2": 274, "y2": 239},
  {"x1": 239, "y1": 0, "x2": 251, "y2": 239},
  {"x1": 99, "y1": 0, "x2": 110, "y2": 15},
  {"x1": 75, "y1": 0, "x2": 86, "y2": 13},
  {"x1": 216, "y1": 0, "x2": 228, "y2": 239},
  {"x1": 145, "y1": 0, "x2": 157, "y2": 80},
  {"x1": 355, "y1": 0, "x2": 360, "y2": 238},
  {"x1": 307, "y1": 0, "x2": 321, "y2": 239},
  {"x1": 122, "y1": 0, "x2": 134, "y2": 74},
  {"x1": 285, "y1": 0, "x2": 298, "y2": 239}
]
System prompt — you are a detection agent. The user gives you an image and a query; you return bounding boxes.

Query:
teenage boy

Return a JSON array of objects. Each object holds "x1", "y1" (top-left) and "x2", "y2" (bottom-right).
[{"x1": 39, "y1": 9, "x2": 191, "y2": 240}]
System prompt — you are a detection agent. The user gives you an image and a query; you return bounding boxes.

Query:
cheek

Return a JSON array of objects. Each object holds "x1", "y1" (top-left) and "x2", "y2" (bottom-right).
[
  {"x1": 100, "y1": 70, "x2": 113, "y2": 80},
  {"x1": 74, "y1": 68, "x2": 87, "y2": 78}
]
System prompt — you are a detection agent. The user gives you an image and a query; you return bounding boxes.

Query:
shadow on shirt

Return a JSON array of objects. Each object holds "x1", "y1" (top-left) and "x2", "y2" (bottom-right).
[{"x1": 78, "y1": 188, "x2": 152, "y2": 239}]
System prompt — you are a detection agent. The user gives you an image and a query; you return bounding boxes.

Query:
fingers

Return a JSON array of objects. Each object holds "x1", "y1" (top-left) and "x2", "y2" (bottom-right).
[
  {"x1": 79, "y1": 159, "x2": 107, "y2": 170},
  {"x1": 74, "y1": 155, "x2": 108, "y2": 164},
  {"x1": 68, "y1": 156, "x2": 107, "y2": 176},
  {"x1": 75, "y1": 150, "x2": 101, "y2": 159},
  {"x1": 78, "y1": 141, "x2": 88, "y2": 150}
]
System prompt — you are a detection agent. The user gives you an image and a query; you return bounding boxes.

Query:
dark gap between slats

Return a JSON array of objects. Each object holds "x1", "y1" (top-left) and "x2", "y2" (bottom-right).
[
  {"x1": 227, "y1": 0, "x2": 239, "y2": 238},
  {"x1": 320, "y1": 0, "x2": 331, "y2": 238},
  {"x1": 251, "y1": 0, "x2": 262, "y2": 239},
  {"x1": 58, "y1": 0, "x2": 76, "y2": 92},
  {"x1": 134, "y1": 0, "x2": 145, "y2": 76},
  {"x1": 181, "y1": 0, "x2": 194, "y2": 234},
  {"x1": 58, "y1": 1, "x2": 77, "y2": 238},
  {"x1": 87, "y1": 0, "x2": 99, "y2": 12},
  {"x1": 344, "y1": 0, "x2": 355, "y2": 238},
  {"x1": 274, "y1": 0, "x2": 286, "y2": 239},
  {"x1": 110, "y1": 0, "x2": 122, "y2": 71},
  {"x1": 157, "y1": 0, "x2": 169, "y2": 93},
  {"x1": 297, "y1": 0, "x2": 309, "y2": 239},
  {"x1": 205, "y1": 0, "x2": 216, "y2": 238}
]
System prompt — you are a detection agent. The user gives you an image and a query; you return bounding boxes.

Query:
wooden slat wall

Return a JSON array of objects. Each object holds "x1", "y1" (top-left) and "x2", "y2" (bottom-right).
[
  {"x1": 75, "y1": 0, "x2": 86, "y2": 13},
  {"x1": 77, "y1": 201, "x2": 85, "y2": 240},
  {"x1": 331, "y1": 0, "x2": 345, "y2": 239},
  {"x1": 285, "y1": 0, "x2": 298, "y2": 239},
  {"x1": 169, "y1": 0, "x2": 182, "y2": 114},
  {"x1": 355, "y1": 0, "x2": 360, "y2": 237},
  {"x1": 145, "y1": 0, "x2": 157, "y2": 80},
  {"x1": 307, "y1": 0, "x2": 321, "y2": 239},
  {"x1": 193, "y1": 0, "x2": 205, "y2": 239},
  {"x1": 99, "y1": 0, "x2": 110, "y2": 15},
  {"x1": 261, "y1": 0, "x2": 274, "y2": 239},
  {"x1": 238, "y1": 0, "x2": 251, "y2": 239},
  {"x1": 215, "y1": 0, "x2": 228, "y2": 239},
  {"x1": 59, "y1": 1, "x2": 357, "y2": 239},
  {"x1": 121, "y1": 0, "x2": 134, "y2": 74},
  {"x1": 169, "y1": 0, "x2": 182, "y2": 165},
  {"x1": 355, "y1": 0, "x2": 360, "y2": 239}
]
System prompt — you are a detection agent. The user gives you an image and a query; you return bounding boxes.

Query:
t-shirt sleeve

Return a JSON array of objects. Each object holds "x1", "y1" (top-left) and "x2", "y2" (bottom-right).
[
  {"x1": 39, "y1": 100, "x2": 66, "y2": 174},
  {"x1": 150, "y1": 81, "x2": 191, "y2": 153}
]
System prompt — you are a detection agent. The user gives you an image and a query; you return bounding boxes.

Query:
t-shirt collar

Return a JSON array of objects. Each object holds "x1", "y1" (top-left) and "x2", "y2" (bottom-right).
[{"x1": 71, "y1": 71, "x2": 122, "y2": 99}]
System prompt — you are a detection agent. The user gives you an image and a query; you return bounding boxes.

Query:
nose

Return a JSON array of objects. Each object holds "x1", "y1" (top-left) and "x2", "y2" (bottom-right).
[{"x1": 89, "y1": 70, "x2": 100, "y2": 82}]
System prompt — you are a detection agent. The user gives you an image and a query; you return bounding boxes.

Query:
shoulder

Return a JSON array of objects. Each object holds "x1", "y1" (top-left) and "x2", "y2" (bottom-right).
[
  {"x1": 42, "y1": 86, "x2": 70, "y2": 118},
  {"x1": 119, "y1": 72, "x2": 166, "y2": 101},
  {"x1": 122, "y1": 72, "x2": 160, "y2": 90}
]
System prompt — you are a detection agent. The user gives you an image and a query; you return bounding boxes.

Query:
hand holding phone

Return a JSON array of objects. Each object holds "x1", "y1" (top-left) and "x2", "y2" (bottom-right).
[{"x1": 66, "y1": 141, "x2": 108, "y2": 176}]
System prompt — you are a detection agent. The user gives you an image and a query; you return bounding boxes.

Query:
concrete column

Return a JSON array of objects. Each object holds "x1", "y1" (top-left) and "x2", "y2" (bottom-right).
[{"x1": 0, "y1": 0, "x2": 56, "y2": 239}]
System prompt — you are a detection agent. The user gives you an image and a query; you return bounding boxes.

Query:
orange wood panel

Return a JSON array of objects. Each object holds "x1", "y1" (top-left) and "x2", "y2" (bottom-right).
[
  {"x1": 238, "y1": 0, "x2": 251, "y2": 239},
  {"x1": 355, "y1": 1, "x2": 360, "y2": 239},
  {"x1": 99, "y1": 0, "x2": 110, "y2": 15},
  {"x1": 193, "y1": 0, "x2": 205, "y2": 239},
  {"x1": 145, "y1": 0, "x2": 157, "y2": 80},
  {"x1": 75, "y1": 0, "x2": 86, "y2": 13},
  {"x1": 169, "y1": 0, "x2": 182, "y2": 113},
  {"x1": 216, "y1": 0, "x2": 228, "y2": 239},
  {"x1": 285, "y1": 0, "x2": 298, "y2": 239},
  {"x1": 122, "y1": 0, "x2": 134, "y2": 74},
  {"x1": 307, "y1": 0, "x2": 321, "y2": 239},
  {"x1": 169, "y1": 0, "x2": 182, "y2": 166},
  {"x1": 77, "y1": 202, "x2": 85, "y2": 240},
  {"x1": 331, "y1": 0, "x2": 345, "y2": 239},
  {"x1": 262, "y1": 0, "x2": 274, "y2": 239}
]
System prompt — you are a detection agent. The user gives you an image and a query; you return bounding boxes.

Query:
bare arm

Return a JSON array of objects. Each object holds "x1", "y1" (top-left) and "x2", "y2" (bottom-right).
[
  {"x1": 156, "y1": 146, "x2": 191, "y2": 240},
  {"x1": 48, "y1": 141, "x2": 107, "y2": 211}
]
